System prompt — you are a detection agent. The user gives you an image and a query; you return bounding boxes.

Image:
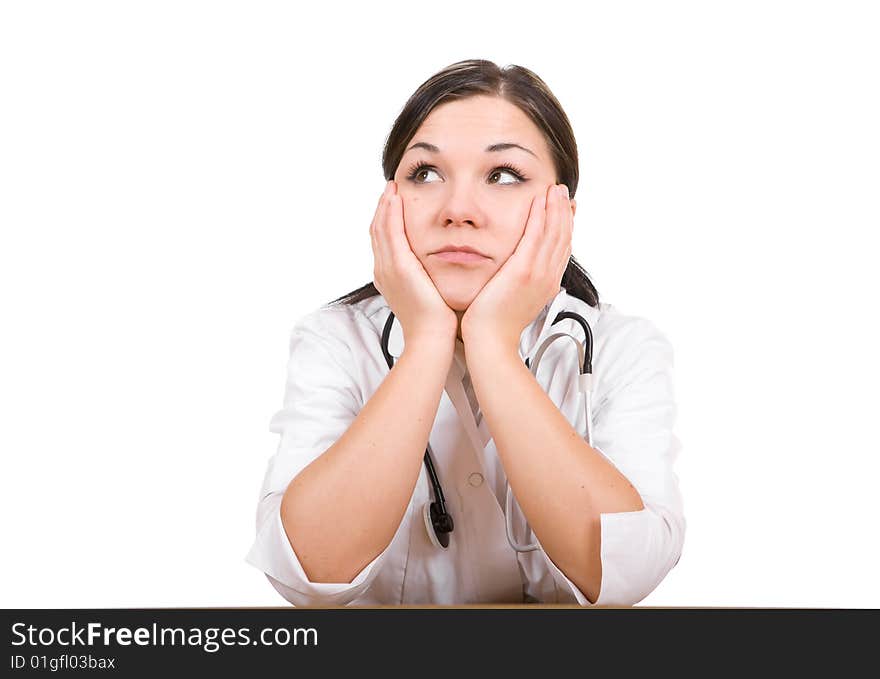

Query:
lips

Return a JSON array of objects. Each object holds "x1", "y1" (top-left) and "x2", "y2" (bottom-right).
[
  {"x1": 431, "y1": 249, "x2": 489, "y2": 264},
  {"x1": 432, "y1": 245, "x2": 488, "y2": 257}
]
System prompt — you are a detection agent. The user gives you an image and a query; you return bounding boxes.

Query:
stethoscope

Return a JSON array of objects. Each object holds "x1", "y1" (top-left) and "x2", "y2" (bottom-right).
[{"x1": 380, "y1": 308, "x2": 594, "y2": 553}]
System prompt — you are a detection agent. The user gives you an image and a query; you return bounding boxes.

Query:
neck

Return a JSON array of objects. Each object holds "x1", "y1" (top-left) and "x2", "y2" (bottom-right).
[{"x1": 455, "y1": 310, "x2": 464, "y2": 342}]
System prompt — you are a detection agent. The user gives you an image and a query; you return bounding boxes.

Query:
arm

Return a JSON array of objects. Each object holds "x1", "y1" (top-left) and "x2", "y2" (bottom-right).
[
  {"x1": 464, "y1": 334, "x2": 643, "y2": 604},
  {"x1": 280, "y1": 333, "x2": 455, "y2": 584}
]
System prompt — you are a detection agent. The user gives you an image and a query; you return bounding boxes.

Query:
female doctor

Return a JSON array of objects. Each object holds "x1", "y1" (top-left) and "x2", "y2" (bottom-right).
[{"x1": 246, "y1": 59, "x2": 685, "y2": 606}]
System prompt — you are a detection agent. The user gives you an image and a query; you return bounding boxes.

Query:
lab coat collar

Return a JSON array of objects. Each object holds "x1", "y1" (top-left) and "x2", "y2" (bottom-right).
[{"x1": 384, "y1": 286, "x2": 596, "y2": 366}]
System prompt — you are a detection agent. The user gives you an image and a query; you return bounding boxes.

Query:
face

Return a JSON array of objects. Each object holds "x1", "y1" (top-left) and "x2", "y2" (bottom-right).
[{"x1": 393, "y1": 95, "x2": 576, "y2": 315}]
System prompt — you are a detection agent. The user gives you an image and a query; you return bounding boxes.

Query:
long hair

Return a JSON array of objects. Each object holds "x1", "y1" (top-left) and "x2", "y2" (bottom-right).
[{"x1": 325, "y1": 58, "x2": 599, "y2": 309}]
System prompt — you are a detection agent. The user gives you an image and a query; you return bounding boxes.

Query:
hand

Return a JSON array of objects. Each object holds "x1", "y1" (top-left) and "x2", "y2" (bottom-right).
[
  {"x1": 461, "y1": 183, "x2": 574, "y2": 350},
  {"x1": 370, "y1": 180, "x2": 458, "y2": 346}
]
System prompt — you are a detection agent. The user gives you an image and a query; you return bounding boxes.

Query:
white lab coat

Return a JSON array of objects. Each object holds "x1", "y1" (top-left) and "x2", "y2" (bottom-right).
[{"x1": 245, "y1": 286, "x2": 685, "y2": 606}]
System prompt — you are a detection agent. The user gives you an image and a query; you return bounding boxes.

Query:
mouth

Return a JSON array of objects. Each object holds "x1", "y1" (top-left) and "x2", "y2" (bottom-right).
[
  {"x1": 431, "y1": 250, "x2": 489, "y2": 264},
  {"x1": 432, "y1": 243, "x2": 488, "y2": 255}
]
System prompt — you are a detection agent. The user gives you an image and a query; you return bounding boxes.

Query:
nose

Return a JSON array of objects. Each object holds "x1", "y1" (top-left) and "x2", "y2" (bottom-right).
[{"x1": 441, "y1": 184, "x2": 483, "y2": 228}]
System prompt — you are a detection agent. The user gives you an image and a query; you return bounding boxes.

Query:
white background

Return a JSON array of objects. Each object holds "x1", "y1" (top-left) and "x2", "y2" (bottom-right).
[{"x1": 2, "y1": 1, "x2": 878, "y2": 608}]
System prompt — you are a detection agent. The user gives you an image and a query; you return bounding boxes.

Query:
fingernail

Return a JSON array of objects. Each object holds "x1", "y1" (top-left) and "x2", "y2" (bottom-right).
[{"x1": 559, "y1": 184, "x2": 569, "y2": 199}]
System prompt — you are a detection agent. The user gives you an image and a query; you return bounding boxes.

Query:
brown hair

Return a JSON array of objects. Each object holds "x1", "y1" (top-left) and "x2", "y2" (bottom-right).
[{"x1": 325, "y1": 58, "x2": 599, "y2": 309}]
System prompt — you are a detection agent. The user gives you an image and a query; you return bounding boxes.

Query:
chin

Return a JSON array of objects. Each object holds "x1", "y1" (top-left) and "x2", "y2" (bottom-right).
[
  {"x1": 435, "y1": 279, "x2": 484, "y2": 311},
  {"x1": 425, "y1": 263, "x2": 494, "y2": 311},
  {"x1": 441, "y1": 296, "x2": 472, "y2": 312}
]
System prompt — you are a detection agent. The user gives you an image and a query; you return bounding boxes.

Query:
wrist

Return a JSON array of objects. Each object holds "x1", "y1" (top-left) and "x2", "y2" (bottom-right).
[
  {"x1": 461, "y1": 328, "x2": 521, "y2": 358},
  {"x1": 403, "y1": 330, "x2": 456, "y2": 357}
]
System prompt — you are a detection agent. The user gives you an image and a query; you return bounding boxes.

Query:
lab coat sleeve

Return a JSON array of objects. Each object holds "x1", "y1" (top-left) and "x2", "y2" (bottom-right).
[
  {"x1": 244, "y1": 309, "x2": 397, "y2": 606},
  {"x1": 539, "y1": 317, "x2": 686, "y2": 606}
]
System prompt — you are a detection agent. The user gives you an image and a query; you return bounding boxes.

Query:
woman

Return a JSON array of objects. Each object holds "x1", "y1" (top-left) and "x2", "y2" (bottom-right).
[{"x1": 246, "y1": 59, "x2": 685, "y2": 606}]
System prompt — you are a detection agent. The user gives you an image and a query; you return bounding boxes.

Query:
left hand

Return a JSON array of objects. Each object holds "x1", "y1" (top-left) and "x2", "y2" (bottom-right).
[{"x1": 461, "y1": 183, "x2": 574, "y2": 350}]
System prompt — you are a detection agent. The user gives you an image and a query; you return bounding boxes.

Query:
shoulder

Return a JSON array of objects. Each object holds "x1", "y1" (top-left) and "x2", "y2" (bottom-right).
[
  {"x1": 585, "y1": 299, "x2": 676, "y2": 397},
  {"x1": 287, "y1": 294, "x2": 391, "y2": 360},
  {"x1": 555, "y1": 291, "x2": 671, "y2": 354},
  {"x1": 594, "y1": 302, "x2": 673, "y2": 356}
]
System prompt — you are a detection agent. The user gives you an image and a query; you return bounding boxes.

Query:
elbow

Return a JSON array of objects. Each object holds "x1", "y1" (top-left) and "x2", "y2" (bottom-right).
[
  {"x1": 247, "y1": 493, "x2": 378, "y2": 608},
  {"x1": 264, "y1": 574, "x2": 363, "y2": 608},
  {"x1": 595, "y1": 503, "x2": 685, "y2": 606}
]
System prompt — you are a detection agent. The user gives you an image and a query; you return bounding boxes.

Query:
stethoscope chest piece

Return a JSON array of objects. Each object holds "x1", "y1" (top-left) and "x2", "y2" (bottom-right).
[{"x1": 422, "y1": 501, "x2": 454, "y2": 549}]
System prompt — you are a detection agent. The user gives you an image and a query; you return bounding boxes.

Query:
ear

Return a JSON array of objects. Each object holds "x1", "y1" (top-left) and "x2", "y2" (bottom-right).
[{"x1": 569, "y1": 198, "x2": 577, "y2": 219}]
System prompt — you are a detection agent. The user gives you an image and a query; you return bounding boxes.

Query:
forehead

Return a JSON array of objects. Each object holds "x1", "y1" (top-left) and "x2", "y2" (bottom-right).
[{"x1": 410, "y1": 95, "x2": 549, "y2": 162}]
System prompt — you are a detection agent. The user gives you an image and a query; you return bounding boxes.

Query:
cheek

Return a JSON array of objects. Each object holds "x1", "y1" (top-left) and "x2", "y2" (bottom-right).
[
  {"x1": 398, "y1": 189, "x2": 429, "y2": 221},
  {"x1": 399, "y1": 198, "x2": 429, "y2": 246},
  {"x1": 495, "y1": 204, "x2": 532, "y2": 257},
  {"x1": 494, "y1": 194, "x2": 531, "y2": 228},
  {"x1": 400, "y1": 192, "x2": 533, "y2": 259},
  {"x1": 400, "y1": 193, "x2": 426, "y2": 222}
]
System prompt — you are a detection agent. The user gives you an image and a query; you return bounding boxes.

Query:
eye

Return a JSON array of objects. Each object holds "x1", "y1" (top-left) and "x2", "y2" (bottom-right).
[
  {"x1": 405, "y1": 162, "x2": 441, "y2": 184},
  {"x1": 404, "y1": 161, "x2": 528, "y2": 185},
  {"x1": 488, "y1": 164, "x2": 526, "y2": 185}
]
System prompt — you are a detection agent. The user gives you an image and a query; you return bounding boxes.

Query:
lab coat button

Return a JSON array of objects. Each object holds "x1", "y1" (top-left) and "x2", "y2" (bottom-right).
[{"x1": 468, "y1": 472, "x2": 484, "y2": 487}]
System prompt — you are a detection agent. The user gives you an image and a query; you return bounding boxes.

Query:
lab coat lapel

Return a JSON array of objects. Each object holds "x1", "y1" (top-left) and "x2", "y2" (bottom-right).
[
  {"x1": 445, "y1": 344, "x2": 492, "y2": 458},
  {"x1": 385, "y1": 317, "x2": 490, "y2": 465}
]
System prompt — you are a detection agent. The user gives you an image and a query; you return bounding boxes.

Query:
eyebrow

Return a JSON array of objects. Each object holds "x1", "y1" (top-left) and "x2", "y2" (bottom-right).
[{"x1": 405, "y1": 141, "x2": 538, "y2": 159}]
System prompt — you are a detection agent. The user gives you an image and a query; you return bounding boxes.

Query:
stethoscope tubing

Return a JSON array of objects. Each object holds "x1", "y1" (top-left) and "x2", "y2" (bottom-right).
[
  {"x1": 506, "y1": 329, "x2": 594, "y2": 552},
  {"x1": 380, "y1": 309, "x2": 593, "y2": 553}
]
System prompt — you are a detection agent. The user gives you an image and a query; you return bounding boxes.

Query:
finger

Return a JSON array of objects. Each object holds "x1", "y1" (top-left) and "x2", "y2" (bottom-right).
[
  {"x1": 558, "y1": 186, "x2": 575, "y2": 280},
  {"x1": 372, "y1": 183, "x2": 394, "y2": 275},
  {"x1": 549, "y1": 185, "x2": 572, "y2": 269},
  {"x1": 370, "y1": 182, "x2": 392, "y2": 260},
  {"x1": 536, "y1": 184, "x2": 563, "y2": 267},
  {"x1": 370, "y1": 181, "x2": 392, "y2": 238},
  {"x1": 384, "y1": 184, "x2": 409, "y2": 266},
  {"x1": 518, "y1": 189, "x2": 548, "y2": 260}
]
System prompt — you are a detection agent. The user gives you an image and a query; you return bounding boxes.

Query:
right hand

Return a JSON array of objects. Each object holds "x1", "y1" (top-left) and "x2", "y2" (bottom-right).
[{"x1": 370, "y1": 180, "x2": 458, "y2": 345}]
